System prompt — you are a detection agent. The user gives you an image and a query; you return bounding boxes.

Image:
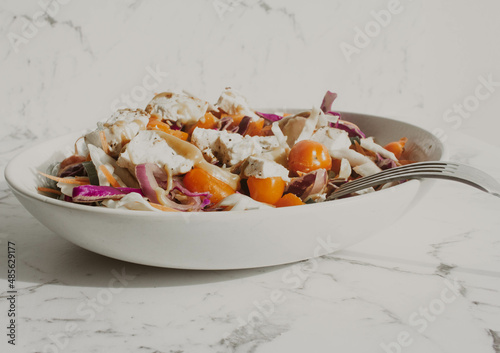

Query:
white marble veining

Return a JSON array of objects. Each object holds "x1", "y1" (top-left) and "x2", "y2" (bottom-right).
[{"x1": 1, "y1": 0, "x2": 500, "y2": 352}]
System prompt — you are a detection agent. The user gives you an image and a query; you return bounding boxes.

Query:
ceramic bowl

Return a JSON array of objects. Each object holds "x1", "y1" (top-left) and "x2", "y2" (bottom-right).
[{"x1": 5, "y1": 112, "x2": 444, "y2": 269}]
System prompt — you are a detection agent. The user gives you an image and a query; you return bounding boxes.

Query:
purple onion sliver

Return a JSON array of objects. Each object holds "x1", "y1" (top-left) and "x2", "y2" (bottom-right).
[
  {"x1": 256, "y1": 112, "x2": 284, "y2": 122},
  {"x1": 220, "y1": 116, "x2": 233, "y2": 131},
  {"x1": 320, "y1": 91, "x2": 338, "y2": 113},
  {"x1": 237, "y1": 116, "x2": 252, "y2": 135},
  {"x1": 376, "y1": 153, "x2": 398, "y2": 170},
  {"x1": 286, "y1": 169, "x2": 328, "y2": 200},
  {"x1": 172, "y1": 185, "x2": 211, "y2": 199},
  {"x1": 72, "y1": 185, "x2": 141, "y2": 203},
  {"x1": 135, "y1": 163, "x2": 162, "y2": 204},
  {"x1": 333, "y1": 121, "x2": 366, "y2": 139},
  {"x1": 327, "y1": 111, "x2": 341, "y2": 116},
  {"x1": 151, "y1": 165, "x2": 169, "y2": 190},
  {"x1": 59, "y1": 163, "x2": 87, "y2": 178},
  {"x1": 201, "y1": 198, "x2": 211, "y2": 208}
]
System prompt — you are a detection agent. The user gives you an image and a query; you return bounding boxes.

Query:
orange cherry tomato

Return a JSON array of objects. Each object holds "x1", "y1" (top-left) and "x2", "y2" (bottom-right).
[
  {"x1": 183, "y1": 168, "x2": 235, "y2": 205},
  {"x1": 147, "y1": 118, "x2": 188, "y2": 141},
  {"x1": 220, "y1": 113, "x2": 245, "y2": 130},
  {"x1": 288, "y1": 140, "x2": 332, "y2": 174},
  {"x1": 188, "y1": 112, "x2": 219, "y2": 135},
  {"x1": 247, "y1": 176, "x2": 286, "y2": 205},
  {"x1": 274, "y1": 193, "x2": 305, "y2": 207},
  {"x1": 245, "y1": 118, "x2": 265, "y2": 137}
]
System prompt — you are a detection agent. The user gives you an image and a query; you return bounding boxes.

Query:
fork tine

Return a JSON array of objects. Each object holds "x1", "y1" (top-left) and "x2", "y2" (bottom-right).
[
  {"x1": 328, "y1": 161, "x2": 500, "y2": 200},
  {"x1": 328, "y1": 163, "x2": 450, "y2": 198},
  {"x1": 341, "y1": 162, "x2": 449, "y2": 185},
  {"x1": 327, "y1": 172, "x2": 420, "y2": 199},
  {"x1": 329, "y1": 171, "x2": 455, "y2": 199}
]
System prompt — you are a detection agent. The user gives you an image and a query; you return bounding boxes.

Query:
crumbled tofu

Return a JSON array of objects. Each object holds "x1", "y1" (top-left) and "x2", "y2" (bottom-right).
[
  {"x1": 311, "y1": 127, "x2": 351, "y2": 153},
  {"x1": 243, "y1": 156, "x2": 290, "y2": 181},
  {"x1": 191, "y1": 128, "x2": 280, "y2": 166},
  {"x1": 145, "y1": 91, "x2": 208, "y2": 126},
  {"x1": 260, "y1": 145, "x2": 288, "y2": 166},
  {"x1": 189, "y1": 128, "x2": 220, "y2": 164},
  {"x1": 85, "y1": 109, "x2": 150, "y2": 157},
  {"x1": 216, "y1": 87, "x2": 260, "y2": 121},
  {"x1": 117, "y1": 131, "x2": 194, "y2": 176}
]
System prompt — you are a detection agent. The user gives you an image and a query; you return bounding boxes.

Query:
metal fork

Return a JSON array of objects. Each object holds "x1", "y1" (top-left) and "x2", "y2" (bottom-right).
[{"x1": 328, "y1": 161, "x2": 500, "y2": 200}]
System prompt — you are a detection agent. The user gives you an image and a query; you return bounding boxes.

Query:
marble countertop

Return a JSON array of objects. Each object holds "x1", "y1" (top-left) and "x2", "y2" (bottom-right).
[
  {"x1": 1, "y1": 132, "x2": 499, "y2": 353},
  {"x1": 2, "y1": 0, "x2": 500, "y2": 351}
]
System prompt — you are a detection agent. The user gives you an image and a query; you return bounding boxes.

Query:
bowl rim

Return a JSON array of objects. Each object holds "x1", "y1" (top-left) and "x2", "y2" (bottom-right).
[{"x1": 4, "y1": 111, "x2": 444, "y2": 219}]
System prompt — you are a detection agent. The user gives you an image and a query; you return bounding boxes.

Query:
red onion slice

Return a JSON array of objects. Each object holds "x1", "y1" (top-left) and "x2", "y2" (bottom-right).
[
  {"x1": 320, "y1": 91, "x2": 338, "y2": 113},
  {"x1": 135, "y1": 163, "x2": 165, "y2": 204},
  {"x1": 256, "y1": 112, "x2": 284, "y2": 122},
  {"x1": 286, "y1": 169, "x2": 328, "y2": 201},
  {"x1": 72, "y1": 185, "x2": 143, "y2": 203}
]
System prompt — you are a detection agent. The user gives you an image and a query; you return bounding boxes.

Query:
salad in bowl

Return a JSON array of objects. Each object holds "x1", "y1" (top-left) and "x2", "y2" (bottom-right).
[{"x1": 37, "y1": 88, "x2": 413, "y2": 213}]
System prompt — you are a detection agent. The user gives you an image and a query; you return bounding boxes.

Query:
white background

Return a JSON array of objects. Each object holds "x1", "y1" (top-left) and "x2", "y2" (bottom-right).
[{"x1": 1, "y1": 0, "x2": 499, "y2": 146}]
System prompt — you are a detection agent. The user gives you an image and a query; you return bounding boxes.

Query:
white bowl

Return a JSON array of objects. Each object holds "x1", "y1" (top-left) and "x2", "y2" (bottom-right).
[{"x1": 5, "y1": 112, "x2": 444, "y2": 270}]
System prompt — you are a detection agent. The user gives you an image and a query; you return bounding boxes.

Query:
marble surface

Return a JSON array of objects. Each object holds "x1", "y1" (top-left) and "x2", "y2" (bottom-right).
[{"x1": 1, "y1": 0, "x2": 500, "y2": 352}]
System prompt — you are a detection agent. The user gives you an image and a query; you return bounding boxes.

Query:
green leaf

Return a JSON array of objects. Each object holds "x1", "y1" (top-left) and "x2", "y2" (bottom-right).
[
  {"x1": 350, "y1": 136, "x2": 360, "y2": 145},
  {"x1": 82, "y1": 161, "x2": 100, "y2": 186}
]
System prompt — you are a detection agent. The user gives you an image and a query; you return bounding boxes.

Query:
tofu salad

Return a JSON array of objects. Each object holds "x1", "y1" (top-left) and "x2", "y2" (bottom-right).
[{"x1": 38, "y1": 88, "x2": 412, "y2": 212}]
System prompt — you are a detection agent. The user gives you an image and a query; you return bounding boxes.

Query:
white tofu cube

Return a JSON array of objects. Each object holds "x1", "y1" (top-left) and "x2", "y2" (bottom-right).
[
  {"x1": 85, "y1": 109, "x2": 150, "y2": 157},
  {"x1": 243, "y1": 156, "x2": 290, "y2": 181},
  {"x1": 117, "y1": 131, "x2": 194, "y2": 176}
]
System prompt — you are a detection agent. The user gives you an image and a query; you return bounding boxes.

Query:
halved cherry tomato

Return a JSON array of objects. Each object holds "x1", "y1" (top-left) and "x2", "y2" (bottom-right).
[
  {"x1": 384, "y1": 137, "x2": 408, "y2": 159},
  {"x1": 147, "y1": 118, "x2": 189, "y2": 141},
  {"x1": 188, "y1": 112, "x2": 219, "y2": 135},
  {"x1": 183, "y1": 168, "x2": 235, "y2": 205},
  {"x1": 288, "y1": 140, "x2": 332, "y2": 175},
  {"x1": 245, "y1": 118, "x2": 265, "y2": 137},
  {"x1": 247, "y1": 176, "x2": 285, "y2": 205},
  {"x1": 274, "y1": 193, "x2": 304, "y2": 207},
  {"x1": 220, "y1": 113, "x2": 245, "y2": 130}
]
